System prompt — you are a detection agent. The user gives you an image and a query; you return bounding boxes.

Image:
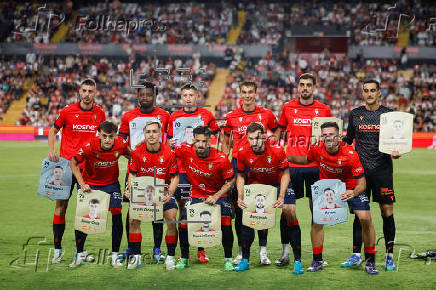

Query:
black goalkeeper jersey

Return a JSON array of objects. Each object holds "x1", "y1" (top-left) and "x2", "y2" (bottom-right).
[{"x1": 343, "y1": 105, "x2": 393, "y2": 172}]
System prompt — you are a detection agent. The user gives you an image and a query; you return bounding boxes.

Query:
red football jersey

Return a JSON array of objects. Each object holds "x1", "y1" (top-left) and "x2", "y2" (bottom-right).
[
  {"x1": 237, "y1": 141, "x2": 288, "y2": 185},
  {"x1": 278, "y1": 100, "x2": 331, "y2": 167},
  {"x1": 167, "y1": 107, "x2": 220, "y2": 139},
  {"x1": 175, "y1": 145, "x2": 234, "y2": 198},
  {"x1": 74, "y1": 136, "x2": 128, "y2": 185},
  {"x1": 307, "y1": 142, "x2": 365, "y2": 190},
  {"x1": 119, "y1": 107, "x2": 170, "y2": 149},
  {"x1": 223, "y1": 106, "x2": 278, "y2": 158},
  {"x1": 129, "y1": 143, "x2": 178, "y2": 185},
  {"x1": 54, "y1": 103, "x2": 106, "y2": 160}
]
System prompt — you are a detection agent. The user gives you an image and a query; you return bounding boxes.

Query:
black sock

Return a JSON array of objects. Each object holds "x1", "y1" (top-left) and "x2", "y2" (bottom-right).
[
  {"x1": 53, "y1": 214, "x2": 65, "y2": 249},
  {"x1": 235, "y1": 206, "x2": 243, "y2": 247},
  {"x1": 165, "y1": 235, "x2": 177, "y2": 256},
  {"x1": 111, "y1": 213, "x2": 123, "y2": 252},
  {"x1": 258, "y1": 229, "x2": 268, "y2": 247},
  {"x1": 241, "y1": 225, "x2": 254, "y2": 260},
  {"x1": 126, "y1": 211, "x2": 131, "y2": 248},
  {"x1": 280, "y1": 214, "x2": 289, "y2": 244},
  {"x1": 353, "y1": 215, "x2": 362, "y2": 253},
  {"x1": 364, "y1": 246, "x2": 375, "y2": 263},
  {"x1": 75, "y1": 230, "x2": 87, "y2": 253},
  {"x1": 178, "y1": 226, "x2": 190, "y2": 259},
  {"x1": 222, "y1": 225, "x2": 234, "y2": 259},
  {"x1": 129, "y1": 233, "x2": 142, "y2": 255},
  {"x1": 383, "y1": 214, "x2": 395, "y2": 253},
  {"x1": 198, "y1": 247, "x2": 204, "y2": 251},
  {"x1": 287, "y1": 221, "x2": 301, "y2": 261},
  {"x1": 152, "y1": 220, "x2": 163, "y2": 249}
]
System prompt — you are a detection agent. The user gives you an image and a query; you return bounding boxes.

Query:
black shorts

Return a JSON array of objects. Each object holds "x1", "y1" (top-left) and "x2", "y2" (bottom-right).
[
  {"x1": 78, "y1": 182, "x2": 123, "y2": 209},
  {"x1": 289, "y1": 166, "x2": 319, "y2": 199},
  {"x1": 365, "y1": 166, "x2": 395, "y2": 204},
  {"x1": 174, "y1": 173, "x2": 191, "y2": 200},
  {"x1": 123, "y1": 172, "x2": 130, "y2": 202},
  {"x1": 231, "y1": 157, "x2": 248, "y2": 202}
]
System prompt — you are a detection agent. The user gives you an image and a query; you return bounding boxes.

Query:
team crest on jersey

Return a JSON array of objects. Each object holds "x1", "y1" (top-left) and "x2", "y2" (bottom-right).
[
  {"x1": 239, "y1": 117, "x2": 243, "y2": 122},
  {"x1": 96, "y1": 154, "x2": 100, "y2": 158},
  {"x1": 315, "y1": 109, "x2": 319, "y2": 116},
  {"x1": 208, "y1": 163, "x2": 214, "y2": 169},
  {"x1": 190, "y1": 157, "x2": 193, "y2": 163},
  {"x1": 294, "y1": 109, "x2": 298, "y2": 114},
  {"x1": 94, "y1": 114, "x2": 97, "y2": 121},
  {"x1": 143, "y1": 157, "x2": 147, "y2": 162},
  {"x1": 267, "y1": 156, "x2": 272, "y2": 163},
  {"x1": 360, "y1": 116, "x2": 364, "y2": 121},
  {"x1": 115, "y1": 152, "x2": 119, "y2": 157},
  {"x1": 320, "y1": 156, "x2": 324, "y2": 160},
  {"x1": 160, "y1": 157, "x2": 165, "y2": 164},
  {"x1": 258, "y1": 114, "x2": 262, "y2": 121},
  {"x1": 75, "y1": 114, "x2": 79, "y2": 118},
  {"x1": 157, "y1": 115, "x2": 161, "y2": 120},
  {"x1": 338, "y1": 159, "x2": 342, "y2": 165},
  {"x1": 249, "y1": 159, "x2": 253, "y2": 164}
]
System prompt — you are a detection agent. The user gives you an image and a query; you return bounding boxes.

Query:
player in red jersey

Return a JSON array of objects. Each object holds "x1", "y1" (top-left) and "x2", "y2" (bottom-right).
[
  {"x1": 118, "y1": 81, "x2": 170, "y2": 262},
  {"x1": 167, "y1": 83, "x2": 220, "y2": 263},
  {"x1": 232, "y1": 122, "x2": 303, "y2": 274},
  {"x1": 222, "y1": 81, "x2": 279, "y2": 265},
  {"x1": 173, "y1": 126, "x2": 235, "y2": 271},
  {"x1": 273, "y1": 73, "x2": 332, "y2": 266},
  {"x1": 124, "y1": 120, "x2": 179, "y2": 270},
  {"x1": 69, "y1": 121, "x2": 129, "y2": 268},
  {"x1": 47, "y1": 78, "x2": 105, "y2": 263},
  {"x1": 289, "y1": 122, "x2": 378, "y2": 275}
]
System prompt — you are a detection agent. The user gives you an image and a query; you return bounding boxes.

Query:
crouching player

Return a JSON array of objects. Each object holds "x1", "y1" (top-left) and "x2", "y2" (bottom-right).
[
  {"x1": 69, "y1": 121, "x2": 129, "y2": 268},
  {"x1": 174, "y1": 126, "x2": 235, "y2": 271},
  {"x1": 289, "y1": 122, "x2": 378, "y2": 275},
  {"x1": 124, "y1": 120, "x2": 179, "y2": 270},
  {"x1": 234, "y1": 123, "x2": 303, "y2": 274}
]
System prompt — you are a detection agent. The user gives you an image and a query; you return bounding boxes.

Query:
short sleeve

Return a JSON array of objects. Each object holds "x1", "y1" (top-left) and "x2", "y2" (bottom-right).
[
  {"x1": 223, "y1": 158, "x2": 235, "y2": 180},
  {"x1": 267, "y1": 110, "x2": 279, "y2": 131},
  {"x1": 278, "y1": 105, "x2": 288, "y2": 128},
  {"x1": 307, "y1": 145, "x2": 318, "y2": 163},
  {"x1": 236, "y1": 152, "x2": 247, "y2": 173},
  {"x1": 128, "y1": 151, "x2": 138, "y2": 174},
  {"x1": 167, "y1": 114, "x2": 175, "y2": 138},
  {"x1": 206, "y1": 111, "x2": 220, "y2": 134},
  {"x1": 278, "y1": 148, "x2": 289, "y2": 170},
  {"x1": 54, "y1": 109, "x2": 66, "y2": 129},
  {"x1": 350, "y1": 151, "x2": 365, "y2": 179},
  {"x1": 168, "y1": 151, "x2": 178, "y2": 175},
  {"x1": 119, "y1": 113, "x2": 129, "y2": 137},
  {"x1": 74, "y1": 143, "x2": 90, "y2": 164},
  {"x1": 223, "y1": 114, "x2": 232, "y2": 135}
]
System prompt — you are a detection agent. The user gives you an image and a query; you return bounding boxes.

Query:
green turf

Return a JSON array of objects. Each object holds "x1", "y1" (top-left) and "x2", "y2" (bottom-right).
[{"x1": 0, "y1": 141, "x2": 435, "y2": 289}]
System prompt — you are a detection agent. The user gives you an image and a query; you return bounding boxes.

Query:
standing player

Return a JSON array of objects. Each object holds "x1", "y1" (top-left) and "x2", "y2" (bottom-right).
[
  {"x1": 69, "y1": 121, "x2": 129, "y2": 268},
  {"x1": 342, "y1": 80, "x2": 400, "y2": 271},
  {"x1": 222, "y1": 81, "x2": 279, "y2": 265},
  {"x1": 233, "y1": 123, "x2": 303, "y2": 274},
  {"x1": 48, "y1": 78, "x2": 105, "y2": 263},
  {"x1": 289, "y1": 122, "x2": 379, "y2": 275},
  {"x1": 166, "y1": 83, "x2": 220, "y2": 263},
  {"x1": 124, "y1": 120, "x2": 179, "y2": 270},
  {"x1": 273, "y1": 73, "x2": 331, "y2": 266},
  {"x1": 118, "y1": 81, "x2": 170, "y2": 261},
  {"x1": 174, "y1": 126, "x2": 235, "y2": 271}
]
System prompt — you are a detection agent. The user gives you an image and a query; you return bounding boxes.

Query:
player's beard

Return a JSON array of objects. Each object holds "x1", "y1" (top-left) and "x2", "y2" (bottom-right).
[
  {"x1": 300, "y1": 91, "x2": 312, "y2": 100},
  {"x1": 80, "y1": 95, "x2": 93, "y2": 106},
  {"x1": 196, "y1": 147, "x2": 210, "y2": 158}
]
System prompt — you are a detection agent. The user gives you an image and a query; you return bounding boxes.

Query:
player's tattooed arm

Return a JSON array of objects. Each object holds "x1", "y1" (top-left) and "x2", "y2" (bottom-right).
[
  {"x1": 274, "y1": 168, "x2": 290, "y2": 208},
  {"x1": 236, "y1": 173, "x2": 247, "y2": 209},
  {"x1": 206, "y1": 177, "x2": 235, "y2": 205},
  {"x1": 163, "y1": 174, "x2": 179, "y2": 203},
  {"x1": 342, "y1": 176, "x2": 366, "y2": 201},
  {"x1": 124, "y1": 172, "x2": 136, "y2": 199},
  {"x1": 287, "y1": 155, "x2": 309, "y2": 165},
  {"x1": 221, "y1": 134, "x2": 231, "y2": 156},
  {"x1": 70, "y1": 157, "x2": 90, "y2": 192},
  {"x1": 48, "y1": 127, "x2": 60, "y2": 162}
]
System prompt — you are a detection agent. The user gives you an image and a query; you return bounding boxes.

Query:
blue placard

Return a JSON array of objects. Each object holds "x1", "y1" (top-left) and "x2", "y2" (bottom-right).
[
  {"x1": 37, "y1": 157, "x2": 73, "y2": 200},
  {"x1": 311, "y1": 179, "x2": 348, "y2": 226}
]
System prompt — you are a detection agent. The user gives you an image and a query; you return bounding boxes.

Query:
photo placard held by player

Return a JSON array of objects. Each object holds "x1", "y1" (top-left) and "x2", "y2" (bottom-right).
[
  {"x1": 38, "y1": 157, "x2": 73, "y2": 200},
  {"x1": 129, "y1": 116, "x2": 162, "y2": 150},
  {"x1": 187, "y1": 202, "x2": 222, "y2": 248},
  {"x1": 75, "y1": 189, "x2": 110, "y2": 234},
  {"x1": 379, "y1": 112, "x2": 414, "y2": 155},
  {"x1": 129, "y1": 176, "x2": 165, "y2": 221},
  {"x1": 311, "y1": 179, "x2": 348, "y2": 226},
  {"x1": 172, "y1": 117, "x2": 204, "y2": 147},
  {"x1": 312, "y1": 117, "x2": 343, "y2": 145},
  {"x1": 242, "y1": 184, "x2": 277, "y2": 230}
]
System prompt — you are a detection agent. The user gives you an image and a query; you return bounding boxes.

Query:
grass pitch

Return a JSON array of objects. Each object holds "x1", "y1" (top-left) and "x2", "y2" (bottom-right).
[{"x1": 0, "y1": 141, "x2": 435, "y2": 289}]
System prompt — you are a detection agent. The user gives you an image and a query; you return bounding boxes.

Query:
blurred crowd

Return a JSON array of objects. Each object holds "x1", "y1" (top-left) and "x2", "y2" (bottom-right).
[
  {"x1": 0, "y1": 59, "x2": 27, "y2": 122},
  {"x1": 2, "y1": 1, "x2": 435, "y2": 46},
  {"x1": 19, "y1": 54, "x2": 215, "y2": 127},
  {"x1": 215, "y1": 50, "x2": 436, "y2": 132}
]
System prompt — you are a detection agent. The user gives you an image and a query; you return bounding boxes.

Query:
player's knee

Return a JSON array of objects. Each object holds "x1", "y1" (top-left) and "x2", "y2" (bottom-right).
[{"x1": 358, "y1": 214, "x2": 372, "y2": 226}]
